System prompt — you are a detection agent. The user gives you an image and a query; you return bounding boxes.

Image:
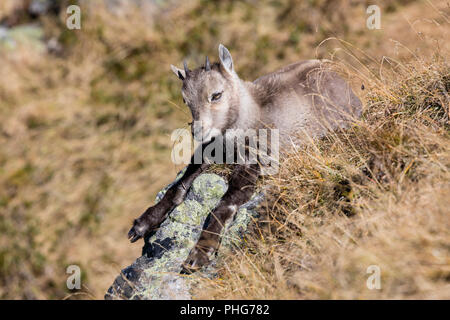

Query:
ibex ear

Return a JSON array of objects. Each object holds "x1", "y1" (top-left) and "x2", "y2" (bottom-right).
[
  {"x1": 218, "y1": 44, "x2": 234, "y2": 75},
  {"x1": 170, "y1": 65, "x2": 185, "y2": 80}
]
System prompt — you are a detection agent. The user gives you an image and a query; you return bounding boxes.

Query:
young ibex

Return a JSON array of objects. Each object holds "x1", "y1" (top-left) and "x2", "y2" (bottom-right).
[{"x1": 128, "y1": 44, "x2": 362, "y2": 273}]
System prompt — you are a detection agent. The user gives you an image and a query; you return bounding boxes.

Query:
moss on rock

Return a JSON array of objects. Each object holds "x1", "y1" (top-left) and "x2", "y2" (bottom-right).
[{"x1": 105, "y1": 171, "x2": 263, "y2": 300}]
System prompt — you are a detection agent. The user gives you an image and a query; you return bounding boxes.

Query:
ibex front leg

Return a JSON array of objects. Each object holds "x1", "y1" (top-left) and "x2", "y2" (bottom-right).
[
  {"x1": 128, "y1": 147, "x2": 210, "y2": 243},
  {"x1": 182, "y1": 163, "x2": 260, "y2": 273}
]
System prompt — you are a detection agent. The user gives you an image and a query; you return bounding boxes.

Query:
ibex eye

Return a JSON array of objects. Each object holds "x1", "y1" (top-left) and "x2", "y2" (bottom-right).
[{"x1": 211, "y1": 92, "x2": 223, "y2": 101}]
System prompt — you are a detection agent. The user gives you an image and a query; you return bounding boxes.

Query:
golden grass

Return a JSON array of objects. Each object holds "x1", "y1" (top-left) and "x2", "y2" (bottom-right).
[
  {"x1": 191, "y1": 1, "x2": 450, "y2": 300},
  {"x1": 194, "y1": 53, "x2": 450, "y2": 299}
]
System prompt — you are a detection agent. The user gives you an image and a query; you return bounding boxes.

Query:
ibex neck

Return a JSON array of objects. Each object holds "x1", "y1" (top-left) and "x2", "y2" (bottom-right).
[{"x1": 235, "y1": 79, "x2": 261, "y2": 129}]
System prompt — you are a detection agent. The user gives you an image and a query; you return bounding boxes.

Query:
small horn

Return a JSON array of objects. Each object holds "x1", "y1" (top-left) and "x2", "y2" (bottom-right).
[
  {"x1": 205, "y1": 56, "x2": 211, "y2": 71},
  {"x1": 183, "y1": 60, "x2": 190, "y2": 77}
]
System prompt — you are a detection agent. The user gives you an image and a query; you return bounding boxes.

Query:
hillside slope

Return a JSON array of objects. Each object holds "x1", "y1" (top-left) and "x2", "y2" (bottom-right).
[{"x1": 0, "y1": 0, "x2": 448, "y2": 299}]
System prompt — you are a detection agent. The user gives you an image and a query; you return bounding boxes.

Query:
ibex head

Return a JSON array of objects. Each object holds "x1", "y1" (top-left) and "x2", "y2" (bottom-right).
[{"x1": 170, "y1": 44, "x2": 241, "y2": 143}]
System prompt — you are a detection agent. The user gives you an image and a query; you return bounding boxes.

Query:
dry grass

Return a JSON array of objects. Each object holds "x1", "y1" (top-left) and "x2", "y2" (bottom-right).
[
  {"x1": 0, "y1": 0, "x2": 448, "y2": 299},
  {"x1": 194, "y1": 46, "x2": 450, "y2": 300},
  {"x1": 191, "y1": 1, "x2": 450, "y2": 300}
]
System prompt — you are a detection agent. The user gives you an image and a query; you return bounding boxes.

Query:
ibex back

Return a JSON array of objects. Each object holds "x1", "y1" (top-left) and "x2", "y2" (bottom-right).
[{"x1": 128, "y1": 44, "x2": 362, "y2": 273}]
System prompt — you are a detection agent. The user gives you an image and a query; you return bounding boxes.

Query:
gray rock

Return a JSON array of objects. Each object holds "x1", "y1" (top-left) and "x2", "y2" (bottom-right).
[{"x1": 105, "y1": 170, "x2": 264, "y2": 300}]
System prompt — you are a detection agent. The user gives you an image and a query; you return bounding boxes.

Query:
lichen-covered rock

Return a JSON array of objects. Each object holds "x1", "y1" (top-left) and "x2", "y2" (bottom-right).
[{"x1": 105, "y1": 171, "x2": 264, "y2": 300}]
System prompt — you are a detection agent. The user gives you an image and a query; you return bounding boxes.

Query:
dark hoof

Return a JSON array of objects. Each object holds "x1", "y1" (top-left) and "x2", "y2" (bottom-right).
[
  {"x1": 181, "y1": 246, "x2": 212, "y2": 274},
  {"x1": 180, "y1": 266, "x2": 197, "y2": 275},
  {"x1": 127, "y1": 219, "x2": 150, "y2": 243}
]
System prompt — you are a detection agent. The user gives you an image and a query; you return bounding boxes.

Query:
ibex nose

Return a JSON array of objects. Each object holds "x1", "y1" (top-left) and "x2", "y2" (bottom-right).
[{"x1": 191, "y1": 121, "x2": 203, "y2": 140}]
